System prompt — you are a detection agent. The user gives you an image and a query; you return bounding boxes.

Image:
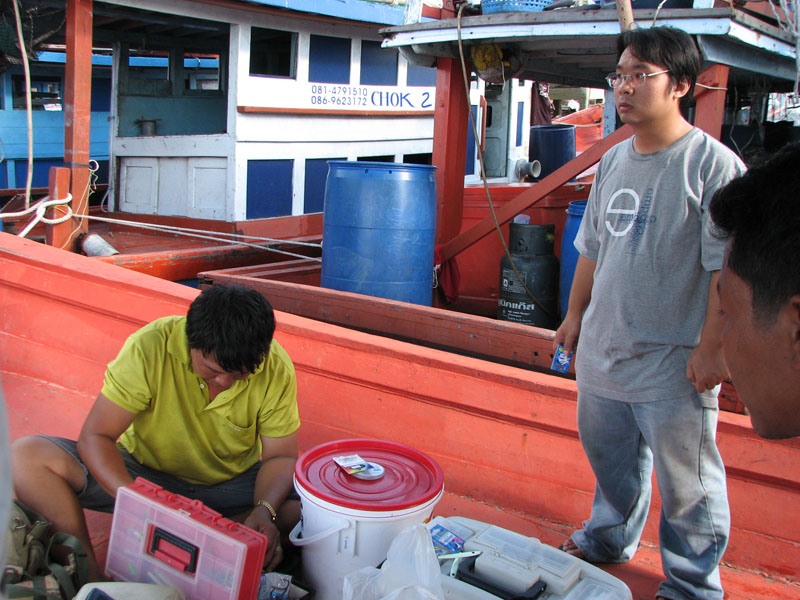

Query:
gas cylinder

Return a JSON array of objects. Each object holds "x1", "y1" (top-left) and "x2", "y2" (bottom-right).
[{"x1": 498, "y1": 223, "x2": 560, "y2": 329}]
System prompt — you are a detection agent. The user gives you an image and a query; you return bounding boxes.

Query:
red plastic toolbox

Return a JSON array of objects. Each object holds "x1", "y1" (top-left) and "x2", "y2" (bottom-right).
[{"x1": 105, "y1": 478, "x2": 268, "y2": 600}]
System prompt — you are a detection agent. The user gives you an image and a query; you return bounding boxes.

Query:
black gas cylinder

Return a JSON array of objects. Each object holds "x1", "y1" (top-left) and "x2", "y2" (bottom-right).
[{"x1": 498, "y1": 223, "x2": 560, "y2": 329}]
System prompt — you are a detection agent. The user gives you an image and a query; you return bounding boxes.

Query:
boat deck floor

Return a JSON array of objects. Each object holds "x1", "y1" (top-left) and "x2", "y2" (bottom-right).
[
  {"x1": 88, "y1": 221, "x2": 224, "y2": 255},
  {"x1": 5, "y1": 371, "x2": 799, "y2": 600}
]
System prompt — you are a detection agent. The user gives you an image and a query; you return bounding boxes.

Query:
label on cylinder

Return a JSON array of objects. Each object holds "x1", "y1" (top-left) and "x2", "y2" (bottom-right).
[{"x1": 501, "y1": 268, "x2": 527, "y2": 294}]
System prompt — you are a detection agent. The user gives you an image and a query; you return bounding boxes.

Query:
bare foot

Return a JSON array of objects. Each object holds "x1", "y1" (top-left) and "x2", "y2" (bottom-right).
[{"x1": 558, "y1": 537, "x2": 585, "y2": 560}]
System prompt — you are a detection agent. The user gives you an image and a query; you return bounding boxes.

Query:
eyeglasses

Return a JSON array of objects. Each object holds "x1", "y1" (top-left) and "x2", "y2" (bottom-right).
[{"x1": 605, "y1": 70, "x2": 670, "y2": 89}]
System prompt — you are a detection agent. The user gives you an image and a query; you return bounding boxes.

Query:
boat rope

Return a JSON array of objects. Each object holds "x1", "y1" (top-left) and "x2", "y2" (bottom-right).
[
  {"x1": 0, "y1": 193, "x2": 74, "y2": 238},
  {"x1": 455, "y1": 4, "x2": 560, "y2": 325},
  {"x1": 79, "y1": 214, "x2": 323, "y2": 262},
  {"x1": 12, "y1": 0, "x2": 34, "y2": 210},
  {"x1": 696, "y1": 83, "x2": 728, "y2": 91}
]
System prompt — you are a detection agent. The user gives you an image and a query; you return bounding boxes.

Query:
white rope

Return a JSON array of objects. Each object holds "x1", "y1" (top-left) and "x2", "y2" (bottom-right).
[
  {"x1": 12, "y1": 0, "x2": 34, "y2": 209},
  {"x1": 3, "y1": 194, "x2": 74, "y2": 238},
  {"x1": 81, "y1": 214, "x2": 322, "y2": 262},
  {"x1": 696, "y1": 83, "x2": 728, "y2": 91}
]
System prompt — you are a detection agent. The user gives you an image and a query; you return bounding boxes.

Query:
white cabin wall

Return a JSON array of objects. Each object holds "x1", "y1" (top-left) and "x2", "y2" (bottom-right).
[
  {"x1": 465, "y1": 78, "x2": 534, "y2": 184},
  {"x1": 105, "y1": 0, "x2": 444, "y2": 221},
  {"x1": 509, "y1": 79, "x2": 534, "y2": 178},
  {"x1": 227, "y1": 24, "x2": 244, "y2": 222},
  {"x1": 232, "y1": 14, "x2": 436, "y2": 220}
]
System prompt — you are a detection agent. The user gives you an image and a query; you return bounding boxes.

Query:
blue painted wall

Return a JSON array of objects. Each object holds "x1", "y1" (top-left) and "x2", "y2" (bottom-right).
[
  {"x1": 244, "y1": 0, "x2": 405, "y2": 25},
  {"x1": 407, "y1": 63, "x2": 437, "y2": 87},
  {"x1": 304, "y1": 157, "x2": 345, "y2": 213},
  {"x1": 360, "y1": 41, "x2": 397, "y2": 86},
  {"x1": 309, "y1": 35, "x2": 351, "y2": 84},
  {"x1": 247, "y1": 159, "x2": 294, "y2": 218},
  {"x1": 465, "y1": 105, "x2": 478, "y2": 176},
  {"x1": 0, "y1": 58, "x2": 111, "y2": 188}
]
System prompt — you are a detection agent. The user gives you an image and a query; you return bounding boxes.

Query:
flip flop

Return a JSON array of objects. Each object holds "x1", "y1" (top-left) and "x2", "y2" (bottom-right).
[{"x1": 558, "y1": 537, "x2": 585, "y2": 560}]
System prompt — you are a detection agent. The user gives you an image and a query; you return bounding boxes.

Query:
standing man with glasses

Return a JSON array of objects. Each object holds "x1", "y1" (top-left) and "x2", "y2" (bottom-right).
[{"x1": 554, "y1": 27, "x2": 745, "y2": 600}]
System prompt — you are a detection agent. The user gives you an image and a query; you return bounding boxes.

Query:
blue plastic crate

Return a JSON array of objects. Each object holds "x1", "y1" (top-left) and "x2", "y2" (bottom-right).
[{"x1": 482, "y1": 0, "x2": 551, "y2": 13}]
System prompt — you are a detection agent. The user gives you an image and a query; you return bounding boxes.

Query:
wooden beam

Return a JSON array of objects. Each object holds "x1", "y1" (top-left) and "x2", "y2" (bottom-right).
[
  {"x1": 693, "y1": 63, "x2": 730, "y2": 141},
  {"x1": 64, "y1": 0, "x2": 93, "y2": 242},
  {"x1": 440, "y1": 124, "x2": 633, "y2": 263},
  {"x1": 199, "y1": 272, "x2": 565, "y2": 374},
  {"x1": 617, "y1": 0, "x2": 635, "y2": 31},
  {"x1": 432, "y1": 58, "x2": 471, "y2": 244},
  {"x1": 45, "y1": 167, "x2": 72, "y2": 249}
]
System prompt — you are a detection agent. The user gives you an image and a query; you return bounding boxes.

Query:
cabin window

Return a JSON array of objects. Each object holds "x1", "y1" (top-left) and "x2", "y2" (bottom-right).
[
  {"x1": 357, "y1": 155, "x2": 394, "y2": 163},
  {"x1": 516, "y1": 101, "x2": 524, "y2": 147},
  {"x1": 360, "y1": 41, "x2": 397, "y2": 86},
  {"x1": 246, "y1": 159, "x2": 294, "y2": 219},
  {"x1": 304, "y1": 158, "x2": 344, "y2": 214},
  {"x1": 407, "y1": 64, "x2": 437, "y2": 87},
  {"x1": 250, "y1": 27, "x2": 297, "y2": 79},
  {"x1": 121, "y1": 47, "x2": 225, "y2": 96},
  {"x1": 128, "y1": 52, "x2": 170, "y2": 80},
  {"x1": 12, "y1": 75, "x2": 62, "y2": 111},
  {"x1": 118, "y1": 41, "x2": 228, "y2": 136},
  {"x1": 402, "y1": 153, "x2": 432, "y2": 165},
  {"x1": 125, "y1": 50, "x2": 171, "y2": 96},
  {"x1": 309, "y1": 35, "x2": 350, "y2": 84},
  {"x1": 183, "y1": 53, "x2": 221, "y2": 91}
]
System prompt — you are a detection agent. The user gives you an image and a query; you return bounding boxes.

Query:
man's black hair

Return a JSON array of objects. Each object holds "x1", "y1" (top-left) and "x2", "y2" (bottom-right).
[
  {"x1": 617, "y1": 26, "x2": 701, "y2": 113},
  {"x1": 186, "y1": 284, "x2": 276, "y2": 374},
  {"x1": 710, "y1": 142, "x2": 800, "y2": 324}
]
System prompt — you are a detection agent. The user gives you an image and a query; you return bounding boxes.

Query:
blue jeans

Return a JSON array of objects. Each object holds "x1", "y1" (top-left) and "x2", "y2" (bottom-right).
[{"x1": 571, "y1": 392, "x2": 730, "y2": 600}]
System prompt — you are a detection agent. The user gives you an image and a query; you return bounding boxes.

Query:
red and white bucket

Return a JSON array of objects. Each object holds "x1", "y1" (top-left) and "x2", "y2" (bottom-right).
[{"x1": 289, "y1": 439, "x2": 444, "y2": 600}]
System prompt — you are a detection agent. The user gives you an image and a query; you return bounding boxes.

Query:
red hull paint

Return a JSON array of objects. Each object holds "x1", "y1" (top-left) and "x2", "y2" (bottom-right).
[{"x1": 1, "y1": 233, "x2": 799, "y2": 599}]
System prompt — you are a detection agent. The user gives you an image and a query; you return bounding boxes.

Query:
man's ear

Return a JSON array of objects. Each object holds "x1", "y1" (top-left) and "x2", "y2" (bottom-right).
[
  {"x1": 672, "y1": 78, "x2": 692, "y2": 101},
  {"x1": 789, "y1": 295, "x2": 800, "y2": 358}
]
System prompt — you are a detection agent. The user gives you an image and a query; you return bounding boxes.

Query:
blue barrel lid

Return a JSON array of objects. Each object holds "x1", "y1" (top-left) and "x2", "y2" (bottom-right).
[{"x1": 327, "y1": 160, "x2": 437, "y2": 173}]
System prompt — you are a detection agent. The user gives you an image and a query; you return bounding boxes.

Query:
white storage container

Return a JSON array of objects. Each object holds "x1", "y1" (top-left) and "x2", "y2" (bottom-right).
[{"x1": 428, "y1": 516, "x2": 632, "y2": 600}]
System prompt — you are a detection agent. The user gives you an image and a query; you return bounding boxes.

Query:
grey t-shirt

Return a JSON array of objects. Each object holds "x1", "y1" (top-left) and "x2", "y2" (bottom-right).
[{"x1": 574, "y1": 127, "x2": 746, "y2": 401}]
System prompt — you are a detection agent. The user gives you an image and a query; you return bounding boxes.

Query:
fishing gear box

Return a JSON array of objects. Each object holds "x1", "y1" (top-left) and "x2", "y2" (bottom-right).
[{"x1": 105, "y1": 477, "x2": 268, "y2": 600}]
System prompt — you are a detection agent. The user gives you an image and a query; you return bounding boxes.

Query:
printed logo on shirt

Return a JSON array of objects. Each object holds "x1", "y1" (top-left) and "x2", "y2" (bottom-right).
[{"x1": 604, "y1": 187, "x2": 657, "y2": 253}]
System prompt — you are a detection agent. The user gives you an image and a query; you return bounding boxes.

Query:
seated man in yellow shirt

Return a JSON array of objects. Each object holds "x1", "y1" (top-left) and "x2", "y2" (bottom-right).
[{"x1": 12, "y1": 284, "x2": 300, "y2": 581}]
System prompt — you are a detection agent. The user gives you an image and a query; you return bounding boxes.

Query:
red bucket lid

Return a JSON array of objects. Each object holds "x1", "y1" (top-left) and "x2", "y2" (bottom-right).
[{"x1": 295, "y1": 439, "x2": 444, "y2": 511}]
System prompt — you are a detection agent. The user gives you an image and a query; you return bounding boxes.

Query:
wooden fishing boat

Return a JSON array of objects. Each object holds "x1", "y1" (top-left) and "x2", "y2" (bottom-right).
[
  {"x1": 3, "y1": 0, "x2": 799, "y2": 597},
  {"x1": 2, "y1": 232, "x2": 799, "y2": 600}
]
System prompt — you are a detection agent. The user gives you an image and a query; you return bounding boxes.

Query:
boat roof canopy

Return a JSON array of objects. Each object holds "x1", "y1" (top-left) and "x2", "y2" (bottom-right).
[{"x1": 380, "y1": 8, "x2": 796, "y2": 91}]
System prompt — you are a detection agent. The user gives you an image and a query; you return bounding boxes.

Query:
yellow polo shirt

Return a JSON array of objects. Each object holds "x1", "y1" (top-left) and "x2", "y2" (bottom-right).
[{"x1": 101, "y1": 316, "x2": 300, "y2": 485}]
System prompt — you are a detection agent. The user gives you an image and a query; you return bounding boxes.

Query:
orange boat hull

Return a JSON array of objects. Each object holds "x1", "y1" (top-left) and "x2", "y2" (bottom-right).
[{"x1": 1, "y1": 233, "x2": 798, "y2": 599}]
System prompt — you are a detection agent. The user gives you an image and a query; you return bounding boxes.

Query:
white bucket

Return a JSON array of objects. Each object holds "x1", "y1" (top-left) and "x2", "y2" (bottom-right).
[{"x1": 290, "y1": 439, "x2": 444, "y2": 600}]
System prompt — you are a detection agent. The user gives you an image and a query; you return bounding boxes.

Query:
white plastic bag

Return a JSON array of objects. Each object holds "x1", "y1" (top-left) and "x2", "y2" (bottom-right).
[{"x1": 342, "y1": 524, "x2": 445, "y2": 600}]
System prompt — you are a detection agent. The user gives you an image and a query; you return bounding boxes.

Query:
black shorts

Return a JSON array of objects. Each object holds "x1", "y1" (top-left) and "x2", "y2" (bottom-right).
[{"x1": 41, "y1": 436, "x2": 298, "y2": 518}]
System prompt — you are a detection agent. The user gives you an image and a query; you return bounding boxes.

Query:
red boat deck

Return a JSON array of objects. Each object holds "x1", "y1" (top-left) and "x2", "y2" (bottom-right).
[{"x1": 2, "y1": 234, "x2": 799, "y2": 600}]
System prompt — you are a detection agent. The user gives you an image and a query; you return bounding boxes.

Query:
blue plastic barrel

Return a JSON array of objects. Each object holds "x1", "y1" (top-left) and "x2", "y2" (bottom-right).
[
  {"x1": 559, "y1": 199, "x2": 586, "y2": 318},
  {"x1": 529, "y1": 124, "x2": 576, "y2": 179},
  {"x1": 321, "y1": 161, "x2": 437, "y2": 306}
]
